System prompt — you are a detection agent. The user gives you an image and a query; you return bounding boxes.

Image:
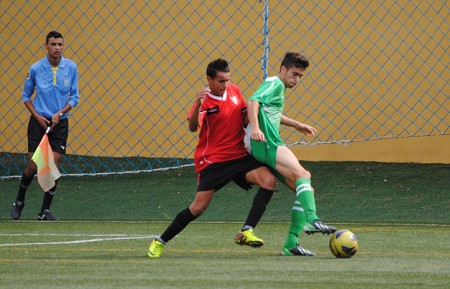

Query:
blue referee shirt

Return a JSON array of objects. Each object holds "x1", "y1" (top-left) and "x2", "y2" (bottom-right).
[{"x1": 22, "y1": 56, "x2": 79, "y2": 119}]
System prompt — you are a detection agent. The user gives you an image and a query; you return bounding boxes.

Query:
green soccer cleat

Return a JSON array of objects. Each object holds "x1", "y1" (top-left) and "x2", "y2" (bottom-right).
[
  {"x1": 280, "y1": 244, "x2": 316, "y2": 256},
  {"x1": 147, "y1": 239, "x2": 165, "y2": 258},
  {"x1": 303, "y1": 220, "x2": 336, "y2": 235},
  {"x1": 234, "y1": 228, "x2": 264, "y2": 248}
]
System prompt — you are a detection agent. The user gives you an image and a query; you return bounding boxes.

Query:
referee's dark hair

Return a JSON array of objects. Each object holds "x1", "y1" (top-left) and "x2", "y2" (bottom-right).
[{"x1": 46, "y1": 31, "x2": 63, "y2": 43}]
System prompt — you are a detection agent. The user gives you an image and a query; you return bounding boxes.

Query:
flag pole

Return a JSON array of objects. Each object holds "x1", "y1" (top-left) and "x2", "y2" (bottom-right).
[{"x1": 45, "y1": 121, "x2": 52, "y2": 134}]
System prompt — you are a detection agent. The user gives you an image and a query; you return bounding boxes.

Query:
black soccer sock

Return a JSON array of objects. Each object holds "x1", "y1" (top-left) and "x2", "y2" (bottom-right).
[
  {"x1": 16, "y1": 172, "x2": 34, "y2": 203},
  {"x1": 41, "y1": 181, "x2": 57, "y2": 212},
  {"x1": 243, "y1": 188, "x2": 274, "y2": 229},
  {"x1": 159, "y1": 208, "x2": 197, "y2": 243}
]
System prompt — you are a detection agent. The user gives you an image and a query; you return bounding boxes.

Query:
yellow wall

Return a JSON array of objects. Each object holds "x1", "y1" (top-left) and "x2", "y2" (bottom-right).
[
  {"x1": 1, "y1": 1, "x2": 448, "y2": 164},
  {"x1": 291, "y1": 135, "x2": 450, "y2": 163}
]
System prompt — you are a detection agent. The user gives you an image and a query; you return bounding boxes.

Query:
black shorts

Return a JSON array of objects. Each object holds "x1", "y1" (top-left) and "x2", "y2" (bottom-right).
[
  {"x1": 27, "y1": 116, "x2": 69, "y2": 154},
  {"x1": 197, "y1": 154, "x2": 267, "y2": 192}
]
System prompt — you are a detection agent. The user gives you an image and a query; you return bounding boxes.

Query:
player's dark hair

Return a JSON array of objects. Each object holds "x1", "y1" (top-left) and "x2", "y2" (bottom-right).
[
  {"x1": 207, "y1": 58, "x2": 230, "y2": 79},
  {"x1": 280, "y1": 52, "x2": 309, "y2": 70},
  {"x1": 46, "y1": 31, "x2": 63, "y2": 43}
]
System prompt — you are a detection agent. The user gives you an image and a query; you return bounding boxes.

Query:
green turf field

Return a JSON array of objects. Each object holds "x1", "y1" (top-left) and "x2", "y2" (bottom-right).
[
  {"x1": 1, "y1": 162, "x2": 449, "y2": 288},
  {"x1": 1, "y1": 162, "x2": 448, "y2": 223},
  {"x1": 0, "y1": 222, "x2": 449, "y2": 289}
]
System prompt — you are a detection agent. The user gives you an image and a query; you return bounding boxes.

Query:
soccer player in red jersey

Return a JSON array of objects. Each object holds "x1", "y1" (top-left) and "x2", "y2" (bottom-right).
[{"x1": 148, "y1": 59, "x2": 276, "y2": 258}]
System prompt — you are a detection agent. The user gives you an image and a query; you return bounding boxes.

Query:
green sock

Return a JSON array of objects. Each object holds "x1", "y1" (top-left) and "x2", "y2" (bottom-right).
[
  {"x1": 284, "y1": 200, "x2": 306, "y2": 250},
  {"x1": 295, "y1": 177, "x2": 319, "y2": 223}
]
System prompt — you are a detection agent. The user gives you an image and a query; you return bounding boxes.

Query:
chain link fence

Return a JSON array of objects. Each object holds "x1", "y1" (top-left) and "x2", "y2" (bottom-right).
[{"x1": 1, "y1": 0, "x2": 448, "y2": 177}]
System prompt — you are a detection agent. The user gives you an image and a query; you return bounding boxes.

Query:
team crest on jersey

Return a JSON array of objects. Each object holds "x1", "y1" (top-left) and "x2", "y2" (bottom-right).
[{"x1": 231, "y1": 95, "x2": 238, "y2": 105}]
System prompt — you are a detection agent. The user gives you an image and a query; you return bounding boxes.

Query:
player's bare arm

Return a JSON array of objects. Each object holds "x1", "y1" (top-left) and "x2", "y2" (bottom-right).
[
  {"x1": 242, "y1": 110, "x2": 249, "y2": 128},
  {"x1": 188, "y1": 87, "x2": 209, "y2": 132},
  {"x1": 247, "y1": 100, "x2": 266, "y2": 142},
  {"x1": 280, "y1": 115, "x2": 316, "y2": 136}
]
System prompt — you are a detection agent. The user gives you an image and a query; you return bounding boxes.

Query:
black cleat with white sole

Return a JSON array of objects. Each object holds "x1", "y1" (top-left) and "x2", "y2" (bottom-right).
[{"x1": 303, "y1": 220, "x2": 336, "y2": 235}]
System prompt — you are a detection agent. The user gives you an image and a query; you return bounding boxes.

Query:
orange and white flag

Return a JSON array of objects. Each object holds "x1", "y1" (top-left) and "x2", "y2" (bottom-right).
[{"x1": 31, "y1": 133, "x2": 61, "y2": 192}]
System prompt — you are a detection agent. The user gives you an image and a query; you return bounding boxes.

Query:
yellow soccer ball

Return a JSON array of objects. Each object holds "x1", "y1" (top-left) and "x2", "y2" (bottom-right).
[{"x1": 329, "y1": 229, "x2": 358, "y2": 258}]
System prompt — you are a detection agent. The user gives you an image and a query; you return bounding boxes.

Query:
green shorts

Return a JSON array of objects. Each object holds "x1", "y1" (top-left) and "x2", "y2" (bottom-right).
[{"x1": 245, "y1": 111, "x2": 286, "y2": 183}]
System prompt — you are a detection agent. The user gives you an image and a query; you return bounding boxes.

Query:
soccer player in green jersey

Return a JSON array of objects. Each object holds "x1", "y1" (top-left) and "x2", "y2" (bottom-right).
[{"x1": 245, "y1": 52, "x2": 336, "y2": 256}]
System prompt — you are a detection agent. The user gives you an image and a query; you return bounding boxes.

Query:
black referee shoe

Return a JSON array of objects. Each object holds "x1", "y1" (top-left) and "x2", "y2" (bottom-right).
[
  {"x1": 10, "y1": 201, "x2": 25, "y2": 220},
  {"x1": 38, "y1": 209, "x2": 59, "y2": 221}
]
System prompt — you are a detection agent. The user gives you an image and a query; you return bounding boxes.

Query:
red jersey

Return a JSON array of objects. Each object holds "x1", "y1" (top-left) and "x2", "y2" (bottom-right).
[{"x1": 188, "y1": 83, "x2": 248, "y2": 172}]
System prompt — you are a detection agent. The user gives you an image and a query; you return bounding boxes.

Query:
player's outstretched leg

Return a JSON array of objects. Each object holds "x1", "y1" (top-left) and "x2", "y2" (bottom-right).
[
  {"x1": 235, "y1": 187, "x2": 274, "y2": 248},
  {"x1": 296, "y1": 177, "x2": 336, "y2": 235},
  {"x1": 235, "y1": 228, "x2": 264, "y2": 248},
  {"x1": 147, "y1": 207, "x2": 198, "y2": 258}
]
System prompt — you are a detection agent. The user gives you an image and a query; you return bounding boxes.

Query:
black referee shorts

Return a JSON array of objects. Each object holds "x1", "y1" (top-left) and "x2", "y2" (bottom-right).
[
  {"x1": 27, "y1": 116, "x2": 69, "y2": 154},
  {"x1": 197, "y1": 154, "x2": 267, "y2": 192}
]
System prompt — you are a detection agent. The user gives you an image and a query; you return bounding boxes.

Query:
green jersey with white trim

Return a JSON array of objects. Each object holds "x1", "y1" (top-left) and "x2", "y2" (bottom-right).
[
  {"x1": 245, "y1": 75, "x2": 286, "y2": 172},
  {"x1": 249, "y1": 76, "x2": 285, "y2": 130}
]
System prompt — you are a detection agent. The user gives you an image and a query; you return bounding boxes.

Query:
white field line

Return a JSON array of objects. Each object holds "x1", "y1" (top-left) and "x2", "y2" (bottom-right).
[
  {"x1": 0, "y1": 234, "x2": 155, "y2": 247},
  {"x1": 2, "y1": 220, "x2": 449, "y2": 226}
]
